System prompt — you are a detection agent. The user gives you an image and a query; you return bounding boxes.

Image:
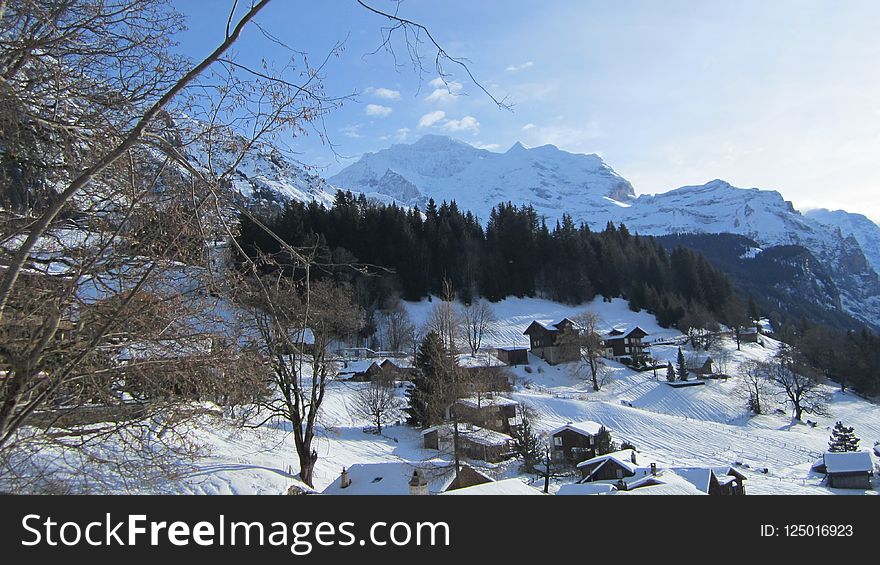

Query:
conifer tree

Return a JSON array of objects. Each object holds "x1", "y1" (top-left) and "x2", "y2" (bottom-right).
[
  {"x1": 595, "y1": 426, "x2": 613, "y2": 455},
  {"x1": 828, "y1": 421, "x2": 860, "y2": 452},
  {"x1": 677, "y1": 347, "x2": 689, "y2": 382},
  {"x1": 405, "y1": 331, "x2": 453, "y2": 427},
  {"x1": 512, "y1": 408, "x2": 541, "y2": 471},
  {"x1": 666, "y1": 362, "x2": 676, "y2": 383}
]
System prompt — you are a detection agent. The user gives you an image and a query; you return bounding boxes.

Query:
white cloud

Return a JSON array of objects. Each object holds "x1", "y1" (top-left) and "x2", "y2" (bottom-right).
[
  {"x1": 522, "y1": 123, "x2": 537, "y2": 131},
  {"x1": 365, "y1": 86, "x2": 401, "y2": 100},
  {"x1": 340, "y1": 124, "x2": 363, "y2": 139},
  {"x1": 521, "y1": 120, "x2": 603, "y2": 150},
  {"x1": 365, "y1": 104, "x2": 393, "y2": 117},
  {"x1": 508, "y1": 81, "x2": 557, "y2": 103},
  {"x1": 425, "y1": 78, "x2": 464, "y2": 104},
  {"x1": 394, "y1": 127, "x2": 410, "y2": 141},
  {"x1": 442, "y1": 115, "x2": 480, "y2": 135},
  {"x1": 505, "y1": 61, "x2": 535, "y2": 72},
  {"x1": 418, "y1": 110, "x2": 446, "y2": 128}
]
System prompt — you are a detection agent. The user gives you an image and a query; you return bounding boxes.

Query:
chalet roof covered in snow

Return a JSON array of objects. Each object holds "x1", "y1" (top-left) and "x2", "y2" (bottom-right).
[
  {"x1": 823, "y1": 451, "x2": 874, "y2": 474},
  {"x1": 321, "y1": 462, "x2": 454, "y2": 495},
  {"x1": 614, "y1": 473, "x2": 707, "y2": 496},
  {"x1": 605, "y1": 325, "x2": 648, "y2": 339},
  {"x1": 335, "y1": 356, "x2": 416, "y2": 378},
  {"x1": 421, "y1": 423, "x2": 514, "y2": 447},
  {"x1": 523, "y1": 318, "x2": 578, "y2": 334},
  {"x1": 380, "y1": 357, "x2": 415, "y2": 369},
  {"x1": 669, "y1": 467, "x2": 745, "y2": 493},
  {"x1": 455, "y1": 352, "x2": 506, "y2": 369},
  {"x1": 291, "y1": 328, "x2": 315, "y2": 345},
  {"x1": 439, "y1": 478, "x2": 543, "y2": 495},
  {"x1": 456, "y1": 395, "x2": 519, "y2": 409},
  {"x1": 549, "y1": 421, "x2": 606, "y2": 437},
  {"x1": 556, "y1": 483, "x2": 616, "y2": 495},
  {"x1": 576, "y1": 449, "x2": 638, "y2": 472},
  {"x1": 334, "y1": 359, "x2": 379, "y2": 376}
]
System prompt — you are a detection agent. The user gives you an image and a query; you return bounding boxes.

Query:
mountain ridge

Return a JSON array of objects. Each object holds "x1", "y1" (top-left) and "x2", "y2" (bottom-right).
[{"x1": 236, "y1": 134, "x2": 880, "y2": 330}]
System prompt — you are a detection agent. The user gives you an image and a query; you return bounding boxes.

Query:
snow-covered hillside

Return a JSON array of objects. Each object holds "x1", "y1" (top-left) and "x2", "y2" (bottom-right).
[{"x1": 19, "y1": 296, "x2": 877, "y2": 495}]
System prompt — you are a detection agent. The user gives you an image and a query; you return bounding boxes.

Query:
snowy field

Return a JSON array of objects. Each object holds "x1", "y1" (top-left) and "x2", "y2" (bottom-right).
[{"x1": 14, "y1": 296, "x2": 879, "y2": 495}]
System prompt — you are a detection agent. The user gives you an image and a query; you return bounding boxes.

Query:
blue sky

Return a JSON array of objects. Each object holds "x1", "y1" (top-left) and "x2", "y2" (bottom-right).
[{"x1": 175, "y1": 1, "x2": 880, "y2": 219}]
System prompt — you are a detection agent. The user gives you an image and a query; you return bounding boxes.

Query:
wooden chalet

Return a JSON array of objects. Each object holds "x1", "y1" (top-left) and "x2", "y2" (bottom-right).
[
  {"x1": 688, "y1": 357, "x2": 714, "y2": 377},
  {"x1": 443, "y1": 464, "x2": 494, "y2": 492},
  {"x1": 550, "y1": 421, "x2": 606, "y2": 463},
  {"x1": 822, "y1": 451, "x2": 874, "y2": 489},
  {"x1": 379, "y1": 358, "x2": 418, "y2": 380},
  {"x1": 576, "y1": 449, "x2": 641, "y2": 482},
  {"x1": 737, "y1": 326, "x2": 760, "y2": 343},
  {"x1": 452, "y1": 394, "x2": 520, "y2": 434},
  {"x1": 602, "y1": 326, "x2": 649, "y2": 362},
  {"x1": 522, "y1": 318, "x2": 580, "y2": 365},
  {"x1": 495, "y1": 346, "x2": 529, "y2": 366},
  {"x1": 337, "y1": 358, "x2": 416, "y2": 382},
  {"x1": 672, "y1": 466, "x2": 747, "y2": 495},
  {"x1": 421, "y1": 423, "x2": 517, "y2": 463}
]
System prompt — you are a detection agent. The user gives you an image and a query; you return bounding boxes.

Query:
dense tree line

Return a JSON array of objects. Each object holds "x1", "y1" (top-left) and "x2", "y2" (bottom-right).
[
  {"x1": 237, "y1": 191, "x2": 740, "y2": 330},
  {"x1": 777, "y1": 321, "x2": 880, "y2": 396}
]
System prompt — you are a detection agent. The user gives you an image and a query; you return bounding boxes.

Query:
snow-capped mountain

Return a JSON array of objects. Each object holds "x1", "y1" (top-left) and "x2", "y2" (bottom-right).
[
  {"x1": 226, "y1": 147, "x2": 337, "y2": 208},
  {"x1": 320, "y1": 136, "x2": 880, "y2": 329},
  {"x1": 328, "y1": 134, "x2": 635, "y2": 221},
  {"x1": 804, "y1": 208, "x2": 880, "y2": 274},
  {"x1": 607, "y1": 180, "x2": 880, "y2": 329}
]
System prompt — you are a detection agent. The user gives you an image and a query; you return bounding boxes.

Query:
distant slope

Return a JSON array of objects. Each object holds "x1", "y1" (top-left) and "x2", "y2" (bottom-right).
[{"x1": 656, "y1": 233, "x2": 866, "y2": 330}]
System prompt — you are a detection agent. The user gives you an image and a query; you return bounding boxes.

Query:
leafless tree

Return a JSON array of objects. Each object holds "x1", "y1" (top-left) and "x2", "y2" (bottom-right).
[
  {"x1": 709, "y1": 340, "x2": 734, "y2": 375},
  {"x1": 0, "y1": 0, "x2": 318, "y2": 490},
  {"x1": 766, "y1": 346, "x2": 829, "y2": 421},
  {"x1": 232, "y1": 270, "x2": 363, "y2": 487},
  {"x1": 678, "y1": 307, "x2": 720, "y2": 351},
  {"x1": 461, "y1": 299, "x2": 496, "y2": 356},
  {"x1": 736, "y1": 360, "x2": 771, "y2": 415},
  {"x1": 350, "y1": 374, "x2": 405, "y2": 435},
  {"x1": 0, "y1": 0, "x2": 508, "y2": 492},
  {"x1": 425, "y1": 279, "x2": 462, "y2": 353},
  {"x1": 559, "y1": 311, "x2": 608, "y2": 391},
  {"x1": 377, "y1": 298, "x2": 415, "y2": 353}
]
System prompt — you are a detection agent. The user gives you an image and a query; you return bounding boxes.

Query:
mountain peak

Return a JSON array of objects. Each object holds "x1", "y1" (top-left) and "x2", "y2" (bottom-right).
[
  {"x1": 506, "y1": 141, "x2": 528, "y2": 153},
  {"x1": 411, "y1": 134, "x2": 470, "y2": 149}
]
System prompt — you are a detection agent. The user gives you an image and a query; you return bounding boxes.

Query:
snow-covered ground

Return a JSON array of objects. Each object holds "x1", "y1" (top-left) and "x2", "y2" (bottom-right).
[{"x1": 11, "y1": 296, "x2": 879, "y2": 495}]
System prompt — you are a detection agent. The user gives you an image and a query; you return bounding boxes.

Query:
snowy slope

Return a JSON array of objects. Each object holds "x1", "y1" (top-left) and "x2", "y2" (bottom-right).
[
  {"x1": 11, "y1": 297, "x2": 878, "y2": 495},
  {"x1": 187, "y1": 298, "x2": 880, "y2": 496}
]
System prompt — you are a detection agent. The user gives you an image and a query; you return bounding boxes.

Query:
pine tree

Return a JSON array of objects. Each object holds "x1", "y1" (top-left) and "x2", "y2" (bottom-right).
[
  {"x1": 666, "y1": 362, "x2": 676, "y2": 383},
  {"x1": 405, "y1": 331, "x2": 452, "y2": 427},
  {"x1": 828, "y1": 421, "x2": 860, "y2": 452},
  {"x1": 677, "y1": 347, "x2": 689, "y2": 382},
  {"x1": 512, "y1": 409, "x2": 541, "y2": 471},
  {"x1": 595, "y1": 426, "x2": 613, "y2": 455}
]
